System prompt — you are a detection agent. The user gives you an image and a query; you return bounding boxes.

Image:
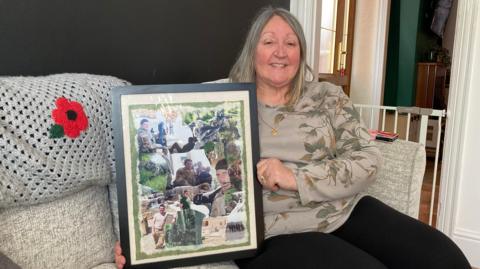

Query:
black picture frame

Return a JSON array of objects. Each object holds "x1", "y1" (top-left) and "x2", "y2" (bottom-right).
[{"x1": 112, "y1": 83, "x2": 263, "y2": 268}]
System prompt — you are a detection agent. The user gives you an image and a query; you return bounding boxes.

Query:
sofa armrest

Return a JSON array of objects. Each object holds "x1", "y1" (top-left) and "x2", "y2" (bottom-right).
[
  {"x1": 0, "y1": 186, "x2": 116, "y2": 269},
  {"x1": 366, "y1": 140, "x2": 426, "y2": 218}
]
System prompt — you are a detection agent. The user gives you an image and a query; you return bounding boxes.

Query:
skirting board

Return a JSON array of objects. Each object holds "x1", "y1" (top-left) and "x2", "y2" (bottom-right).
[{"x1": 453, "y1": 229, "x2": 480, "y2": 267}]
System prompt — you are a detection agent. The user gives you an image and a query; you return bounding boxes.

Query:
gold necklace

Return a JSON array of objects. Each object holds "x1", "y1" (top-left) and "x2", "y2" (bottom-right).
[{"x1": 259, "y1": 114, "x2": 279, "y2": 136}]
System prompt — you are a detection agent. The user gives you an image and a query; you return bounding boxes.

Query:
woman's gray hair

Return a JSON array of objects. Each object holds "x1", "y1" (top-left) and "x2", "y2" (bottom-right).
[{"x1": 229, "y1": 6, "x2": 312, "y2": 106}]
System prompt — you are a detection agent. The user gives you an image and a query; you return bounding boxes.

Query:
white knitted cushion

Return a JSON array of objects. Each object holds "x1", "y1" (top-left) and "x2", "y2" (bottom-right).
[
  {"x1": 0, "y1": 74, "x2": 129, "y2": 208},
  {"x1": 0, "y1": 185, "x2": 116, "y2": 269}
]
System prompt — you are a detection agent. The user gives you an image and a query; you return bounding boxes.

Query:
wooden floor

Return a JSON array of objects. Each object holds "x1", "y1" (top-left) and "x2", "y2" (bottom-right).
[{"x1": 419, "y1": 157, "x2": 441, "y2": 227}]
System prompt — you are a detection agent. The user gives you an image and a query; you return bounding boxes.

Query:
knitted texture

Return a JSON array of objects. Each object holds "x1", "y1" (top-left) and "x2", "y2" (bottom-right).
[
  {"x1": 366, "y1": 139, "x2": 426, "y2": 218},
  {"x1": 0, "y1": 73, "x2": 129, "y2": 208},
  {"x1": 0, "y1": 185, "x2": 116, "y2": 269}
]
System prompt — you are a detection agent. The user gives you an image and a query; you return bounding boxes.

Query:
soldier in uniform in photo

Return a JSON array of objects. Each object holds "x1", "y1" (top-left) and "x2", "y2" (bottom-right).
[
  {"x1": 173, "y1": 159, "x2": 196, "y2": 187},
  {"x1": 210, "y1": 159, "x2": 238, "y2": 217},
  {"x1": 137, "y1": 119, "x2": 164, "y2": 153}
]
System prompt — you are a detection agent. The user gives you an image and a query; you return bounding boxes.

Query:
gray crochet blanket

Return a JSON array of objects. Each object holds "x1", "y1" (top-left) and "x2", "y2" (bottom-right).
[{"x1": 0, "y1": 73, "x2": 129, "y2": 208}]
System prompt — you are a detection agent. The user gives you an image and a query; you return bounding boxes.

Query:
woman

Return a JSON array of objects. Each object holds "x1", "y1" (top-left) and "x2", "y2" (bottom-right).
[{"x1": 116, "y1": 7, "x2": 470, "y2": 269}]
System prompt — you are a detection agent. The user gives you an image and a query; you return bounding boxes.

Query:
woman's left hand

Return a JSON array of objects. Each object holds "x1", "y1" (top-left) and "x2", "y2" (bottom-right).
[
  {"x1": 114, "y1": 241, "x2": 126, "y2": 269},
  {"x1": 257, "y1": 158, "x2": 297, "y2": 191}
]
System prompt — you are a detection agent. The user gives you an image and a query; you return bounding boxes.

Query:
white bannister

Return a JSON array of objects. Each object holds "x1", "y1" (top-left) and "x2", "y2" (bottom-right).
[{"x1": 354, "y1": 104, "x2": 446, "y2": 226}]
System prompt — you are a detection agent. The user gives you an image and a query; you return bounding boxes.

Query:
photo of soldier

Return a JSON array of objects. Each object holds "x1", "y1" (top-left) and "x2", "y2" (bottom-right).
[
  {"x1": 173, "y1": 158, "x2": 196, "y2": 187},
  {"x1": 210, "y1": 159, "x2": 238, "y2": 217},
  {"x1": 152, "y1": 204, "x2": 168, "y2": 249},
  {"x1": 169, "y1": 136, "x2": 198, "y2": 153},
  {"x1": 137, "y1": 119, "x2": 165, "y2": 154},
  {"x1": 128, "y1": 100, "x2": 249, "y2": 256},
  {"x1": 228, "y1": 159, "x2": 242, "y2": 191}
]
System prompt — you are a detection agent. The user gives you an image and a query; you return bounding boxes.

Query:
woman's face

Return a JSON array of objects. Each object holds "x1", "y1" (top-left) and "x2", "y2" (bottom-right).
[{"x1": 255, "y1": 15, "x2": 301, "y2": 91}]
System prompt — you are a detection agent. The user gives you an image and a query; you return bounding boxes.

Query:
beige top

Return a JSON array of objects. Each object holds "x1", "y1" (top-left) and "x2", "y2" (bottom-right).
[
  {"x1": 152, "y1": 212, "x2": 167, "y2": 230},
  {"x1": 258, "y1": 81, "x2": 382, "y2": 238}
]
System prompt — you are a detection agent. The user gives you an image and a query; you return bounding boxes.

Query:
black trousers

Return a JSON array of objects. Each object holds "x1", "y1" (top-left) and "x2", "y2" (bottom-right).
[{"x1": 236, "y1": 196, "x2": 471, "y2": 269}]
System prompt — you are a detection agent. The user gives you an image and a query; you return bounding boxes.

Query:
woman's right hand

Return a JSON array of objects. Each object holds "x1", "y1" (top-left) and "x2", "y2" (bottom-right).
[
  {"x1": 257, "y1": 158, "x2": 297, "y2": 191},
  {"x1": 114, "y1": 241, "x2": 126, "y2": 269}
]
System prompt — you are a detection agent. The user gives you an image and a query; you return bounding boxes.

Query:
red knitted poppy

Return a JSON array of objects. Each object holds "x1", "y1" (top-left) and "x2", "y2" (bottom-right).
[{"x1": 51, "y1": 97, "x2": 89, "y2": 138}]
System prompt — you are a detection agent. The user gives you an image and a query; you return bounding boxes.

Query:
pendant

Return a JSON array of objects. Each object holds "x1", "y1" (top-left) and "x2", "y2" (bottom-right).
[{"x1": 271, "y1": 128, "x2": 278, "y2": 136}]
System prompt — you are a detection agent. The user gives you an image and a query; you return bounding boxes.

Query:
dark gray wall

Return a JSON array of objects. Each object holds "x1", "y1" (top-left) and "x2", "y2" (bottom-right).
[{"x1": 0, "y1": 0, "x2": 289, "y2": 84}]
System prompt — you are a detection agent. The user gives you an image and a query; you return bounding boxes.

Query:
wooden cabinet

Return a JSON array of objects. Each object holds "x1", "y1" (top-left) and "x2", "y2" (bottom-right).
[{"x1": 415, "y1": 62, "x2": 448, "y2": 109}]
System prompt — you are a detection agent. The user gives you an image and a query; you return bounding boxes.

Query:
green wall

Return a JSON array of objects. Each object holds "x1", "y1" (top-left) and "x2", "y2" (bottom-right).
[
  {"x1": 384, "y1": 0, "x2": 439, "y2": 106},
  {"x1": 384, "y1": 0, "x2": 400, "y2": 106},
  {"x1": 384, "y1": 0, "x2": 422, "y2": 106}
]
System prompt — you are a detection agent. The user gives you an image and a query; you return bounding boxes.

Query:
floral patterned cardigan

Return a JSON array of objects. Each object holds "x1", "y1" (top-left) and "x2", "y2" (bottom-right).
[{"x1": 258, "y1": 81, "x2": 383, "y2": 238}]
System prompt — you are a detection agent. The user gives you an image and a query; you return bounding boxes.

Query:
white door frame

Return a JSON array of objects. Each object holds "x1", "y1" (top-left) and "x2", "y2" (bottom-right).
[
  {"x1": 290, "y1": 0, "x2": 322, "y2": 81},
  {"x1": 371, "y1": 0, "x2": 391, "y2": 107},
  {"x1": 436, "y1": 0, "x2": 474, "y2": 237},
  {"x1": 437, "y1": 0, "x2": 480, "y2": 265},
  {"x1": 291, "y1": 0, "x2": 390, "y2": 107}
]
